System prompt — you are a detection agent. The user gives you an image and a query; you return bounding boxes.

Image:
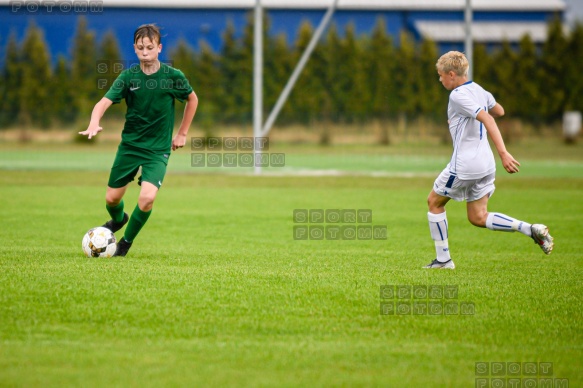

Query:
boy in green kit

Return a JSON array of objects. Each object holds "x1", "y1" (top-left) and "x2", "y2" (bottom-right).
[{"x1": 79, "y1": 24, "x2": 198, "y2": 257}]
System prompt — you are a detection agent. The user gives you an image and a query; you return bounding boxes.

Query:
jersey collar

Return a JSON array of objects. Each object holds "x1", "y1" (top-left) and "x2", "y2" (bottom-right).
[{"x1": 454, "y1": 80, "x2": 473, "y2": 91}]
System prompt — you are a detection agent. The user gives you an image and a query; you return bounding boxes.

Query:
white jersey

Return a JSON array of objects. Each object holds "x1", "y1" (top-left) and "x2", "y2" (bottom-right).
[{"x1": 446, "y1": 81, "x2": 497, "y2": 180}]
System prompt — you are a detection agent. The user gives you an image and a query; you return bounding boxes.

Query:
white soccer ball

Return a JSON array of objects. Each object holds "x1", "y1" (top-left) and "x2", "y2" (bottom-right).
[{"x1": 82, "y1": 227, "x2": 117, "y2": 258}]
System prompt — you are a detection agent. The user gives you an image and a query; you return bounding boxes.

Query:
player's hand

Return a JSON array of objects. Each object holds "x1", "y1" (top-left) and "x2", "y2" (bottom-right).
[
  {"x1": 500, "y1": 151, "x2": 520, "y2": 174},
  {"x1": 78, "y1": 124, "x2": 103, "y2": 140},
  {"x1": 172, "y1": 133, "x2": 187, "y2": 151}
]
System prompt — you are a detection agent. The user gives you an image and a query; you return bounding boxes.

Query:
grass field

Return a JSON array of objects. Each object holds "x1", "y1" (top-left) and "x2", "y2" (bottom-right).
[{"x1": 0, "y1": 140, "x2": 582, "y2": 387}]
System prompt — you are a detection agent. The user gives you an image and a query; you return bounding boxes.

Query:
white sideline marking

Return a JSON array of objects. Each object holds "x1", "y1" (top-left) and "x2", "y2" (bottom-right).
[{"x1": 241, "y1": 168, "x2": 435, "y2": 178}]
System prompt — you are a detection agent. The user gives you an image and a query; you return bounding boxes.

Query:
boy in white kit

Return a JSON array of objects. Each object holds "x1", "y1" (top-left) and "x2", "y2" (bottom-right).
[{"x1": 424, "y1": 51, "x2": 554, "y2": 269}]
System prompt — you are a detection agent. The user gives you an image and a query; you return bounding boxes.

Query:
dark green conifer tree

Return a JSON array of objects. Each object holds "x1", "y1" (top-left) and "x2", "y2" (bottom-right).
[
  {"x1": 417, "y1": 38, "x2": 445, "y2": 120},
  {"x1": 264, "y1": 33, "x2": 295, "y2": 124},
  {"x1": 288, "y1": 20, "x2": 320, "y2": 124},
  {"x1": 219, "y1": 21, "x2": 241, "y2": 123},
  {"x1": 490, "y1": 40, "x2": 518, "y2": 115},
  {"x1": 71, "y1": 17, "x2": 98, "y2": 119},
  {"x1": 514, "y1": 35, "x2": 539, "y2": 122},
  {"x1": 367, "y1": 18, "x2": 397, "y2": 120},
  {"x1": 472, "y1": 43, "x2": 491, "y2": 89},
  {"x1": 98, "y1": 30, "x2": 123, "y2": 117},
  {"x1": 539, "y1": 17, "x2": 568, "y2": 122},
  {"x1": 19, "y1": 22, "x2": 52, "y2": 128},
  {"x1": 0, "y1": 32, "x2": 21, "y2": 127},
  {"x1": 235, "y1": 12, "x2": 256, "y2": 124},
  {"x1": 394, "y1": 31, "x2": 418, "y2": 120},
  {"x1": 52, "y1": 55, "x2": 77, "y2": 124},
  {"x1": 365, "y1": 18, "x2": 397, "y2": 143},
  {"x1": 340, "y1": 23, "x2": 370, "y2": 122},
  {"x1": 194, "y1": 40, "x2": 222, "y2": 132},
  {"x1": 322, "y1": 24, "x2": 343, "y2": 122},
  {"x1": 564, "y1": 22, "x2": 583, "y2": 112}
]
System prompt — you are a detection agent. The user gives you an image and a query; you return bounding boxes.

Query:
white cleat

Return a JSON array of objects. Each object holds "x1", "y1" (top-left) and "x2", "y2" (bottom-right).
[
  {"x1": 423, "y1": 259, "x2": 455, "y2": 269},
  {"x1": 531, "y1": 224, "x2": 554, "y2": 255}
]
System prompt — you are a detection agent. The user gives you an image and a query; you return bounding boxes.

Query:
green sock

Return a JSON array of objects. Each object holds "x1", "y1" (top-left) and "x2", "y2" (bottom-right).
[
  {"x1": 106, "y1": 200, "x2": 125, "y2": 223},
  {"x1": 123, "y1": 204, "x2": 152, "y2": 243}
]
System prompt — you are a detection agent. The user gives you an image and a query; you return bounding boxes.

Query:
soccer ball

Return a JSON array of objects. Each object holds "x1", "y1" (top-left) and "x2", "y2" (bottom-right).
[{"x1": 82, "y1": 227, "x2": 117, "y2": 258}]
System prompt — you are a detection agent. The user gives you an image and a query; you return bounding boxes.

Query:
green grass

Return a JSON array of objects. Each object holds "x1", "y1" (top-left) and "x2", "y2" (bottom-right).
[
  {"x1": 0, "y1": 142, "x2": 582, "y2": 387},
  {"x1": 2, "y1": 139, "x2": 583, "y2": 177}
]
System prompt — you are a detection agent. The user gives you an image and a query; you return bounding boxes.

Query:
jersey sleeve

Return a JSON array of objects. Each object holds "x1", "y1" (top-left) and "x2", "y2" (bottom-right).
[
  {"x1": 104, "y1": 72, "x2": 128, "y2": 104},
  {"x1": 450, "y1": 89, "x2": 483, "y2": 119},
  {"x1": 171, "y1": 69, "x2": 194, "y2": 102},
  {"x1": 486, "y1": 91, "x2": 497, "y2": 110}
]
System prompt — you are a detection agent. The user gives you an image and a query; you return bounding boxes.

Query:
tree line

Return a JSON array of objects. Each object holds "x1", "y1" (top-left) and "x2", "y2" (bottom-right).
[{"x1": 1, "y1": 15, "x2": 582, "y2": 131}]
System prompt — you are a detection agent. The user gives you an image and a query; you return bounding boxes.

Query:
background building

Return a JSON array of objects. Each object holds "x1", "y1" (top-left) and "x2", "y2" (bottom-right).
[
  {"x1": 1, "y1": 0, "x2": 580, "y2": 128},
  {"x1": 0, "y1": 0, "x2": 568, "y2": 63}
]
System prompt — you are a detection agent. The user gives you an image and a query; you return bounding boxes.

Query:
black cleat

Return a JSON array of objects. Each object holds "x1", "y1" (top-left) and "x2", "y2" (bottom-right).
[
  {"x1": 113, "y1": 238, "x2": 132, "y2": 257},
  {"x1": 102, "y1": 212, "x2": 129, "y2": 233}
]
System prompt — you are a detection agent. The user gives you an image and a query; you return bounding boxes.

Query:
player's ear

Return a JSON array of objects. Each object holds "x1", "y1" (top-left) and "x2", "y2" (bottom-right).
[{"x1": 158, "y1": 44, "x2": 162, "y2": 53}]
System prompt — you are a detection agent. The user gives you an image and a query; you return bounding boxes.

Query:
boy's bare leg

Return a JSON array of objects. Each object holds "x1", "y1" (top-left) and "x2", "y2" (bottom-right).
[
  {"x1": 428, "y1": 190, "x2": 450, "y2": 214},
  {"x1": 137, "y1": 181, "x2": 158, "y2": 212},
  {"x1": 468, "y1": 193, "x2": 531, "y2": 234},
  {"x1": 467, "y1": 194, "x2": 554, "y2": 254},
  {"x1": 466, "y1": 194, "x2": 489, "y2": 227},
  {"x1": 106, "y1": 186, "x2": 128, "y2": 207}
]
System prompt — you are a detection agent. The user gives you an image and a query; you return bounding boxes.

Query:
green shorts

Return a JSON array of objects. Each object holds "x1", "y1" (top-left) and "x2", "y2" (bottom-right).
[{"x1": 108, "y1": 145, "x2": 170, "y2": 189}]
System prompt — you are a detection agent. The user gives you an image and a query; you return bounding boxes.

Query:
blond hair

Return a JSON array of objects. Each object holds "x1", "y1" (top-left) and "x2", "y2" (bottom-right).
[{"x1": 436, "y1": 51, "x2": 469, "y2": 76}]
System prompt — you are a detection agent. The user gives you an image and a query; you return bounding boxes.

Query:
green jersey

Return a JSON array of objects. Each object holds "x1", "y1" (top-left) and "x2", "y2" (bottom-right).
[{"x1": 105, "y1": 63, "x2": 193, "y2": 154}]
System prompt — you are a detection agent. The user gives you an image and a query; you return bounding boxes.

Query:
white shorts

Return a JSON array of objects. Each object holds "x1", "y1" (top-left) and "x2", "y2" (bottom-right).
[{"x1": 433, "y1": 169, "x2": 496, "y2": 202}]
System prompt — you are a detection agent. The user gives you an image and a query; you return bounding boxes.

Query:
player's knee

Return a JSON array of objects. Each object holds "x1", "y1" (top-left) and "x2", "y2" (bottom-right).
[
  {"x1": 468, "y1": 216, "x2": 480, "y2": 227},
  {"x1": 138, "y1": 194, "x2": 156, "y2": 210},
  {"x1": 468, "y1": 212, "x2": 487, "y2": 227},
  {"x1": 105, "y1": 193, "x2": 122, "y2": 207},
  {"x1": 427, "y1": 194, "x2": 435, "y2": 210},
  {"x1": 427, "y1": 194, "x2": 442, "y2": 213}
]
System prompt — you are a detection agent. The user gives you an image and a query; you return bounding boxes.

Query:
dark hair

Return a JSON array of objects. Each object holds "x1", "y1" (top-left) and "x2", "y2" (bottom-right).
[{"x1": 134, "y1": 24, "x2": 163, "y2": 45}]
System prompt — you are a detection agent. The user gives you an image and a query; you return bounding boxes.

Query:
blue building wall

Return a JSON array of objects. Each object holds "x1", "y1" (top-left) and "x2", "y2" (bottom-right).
[{"x1": 0, "y1": 5, "x2": 563, "y2": 67}]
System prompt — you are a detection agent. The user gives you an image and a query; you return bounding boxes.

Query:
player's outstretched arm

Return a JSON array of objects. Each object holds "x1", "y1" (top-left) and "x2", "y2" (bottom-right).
[
  {"x1": 172, "y1": 91, "x2": 199, "y2": 151},
  {"x1": 79, "y1": 97, "x2": 113, "y2": 139},
  {"x1": 476, "y1": 110, "x2": 520, "y2": 174}
]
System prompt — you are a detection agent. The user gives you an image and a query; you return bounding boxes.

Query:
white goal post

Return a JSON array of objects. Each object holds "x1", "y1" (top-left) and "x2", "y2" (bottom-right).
[
  {"x1": 252, "y1": 0, "x2": 472, "y2": 174},
  {"x1": 253, "y1": 0, "x2": 339, "y2": 174},
  {"x1": 465, "y1": 0, "x2": 473, "y2": 80}
]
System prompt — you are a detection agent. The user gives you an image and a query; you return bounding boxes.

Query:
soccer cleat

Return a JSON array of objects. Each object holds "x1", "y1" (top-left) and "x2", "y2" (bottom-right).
[
  {"x1": 113, "y1": 238, "x2": 132, "y2": 257},
  {"x1": 102, "y1": 212, "x2": 129, "y2": 233},
  {"x1": 531, "y1": 224, "x2": 554, "y2": 255},
  {"x1": 423, "y1": 258, "x2": 455, "y2": 269}
]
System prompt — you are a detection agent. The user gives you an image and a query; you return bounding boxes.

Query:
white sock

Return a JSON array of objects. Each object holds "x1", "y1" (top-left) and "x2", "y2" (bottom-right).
[
  {"x1": 486, "y1": 212, "x2": 532, "y2": 237},
  {"x1": 428, "y1": 212, "x2": 451, "y2": 262}
]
